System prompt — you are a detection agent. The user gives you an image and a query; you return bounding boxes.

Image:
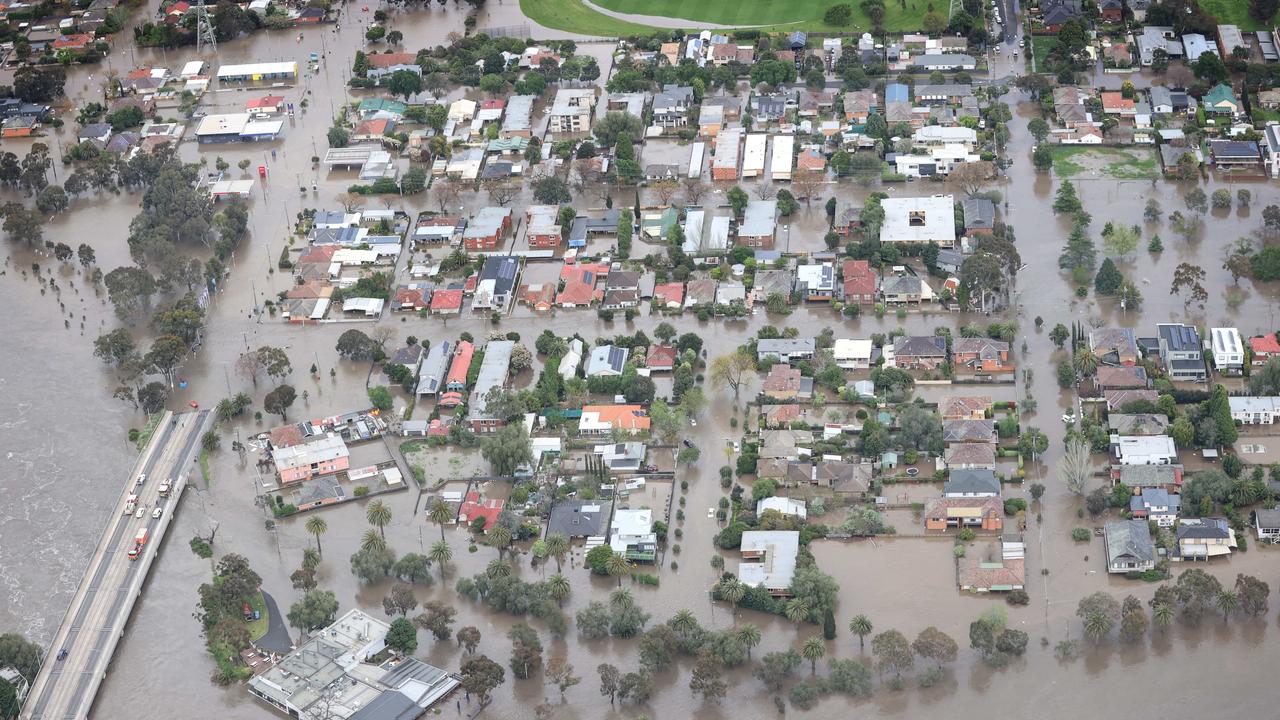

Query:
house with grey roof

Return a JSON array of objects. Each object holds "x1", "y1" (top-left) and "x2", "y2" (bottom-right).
[
  {"x1": 468, "y1": 340, "x2": 514, "y2": 431},
  {"x1": 548, "y1": 499, "x2": 609, "y2": 538},
  {"x1": 757, "y1": 338, "x2": 816, "y2": 364},
  {"x1": 1104, "y1": 519, "x2": 1155, "y2": 573},
  {"x1": 1175, "y1": 518, "x2": 1235, "y2": 559},
  {"x1": 1107, "y1": 413, "x2": 1169, "y2": 436},
  {"x1": 943, "y1": 419, "x2": 997, "y2": 444},
  {"x1": 1254, "y1": 508, "x2": 1280, "y2": 541},
  {"x1": 880, "y1": 274, "x2": 935, "y2": 304},
  {"x1": 962, "y1": 197, "x2": 996, "y2": 237},
  {"x1": 943, "y1": 468, "x2": 1001, "y2": 497},
  {"x1": 415, "y1": 340, "x2": 452, "y2": 397},
  {"x1": 1130, "y1": 488, "x2": 1180, "y2": 526},
  {"x1": 892, "y1": 335, "x2": 949, "y2": 370},
  {"x1": 587, "y1": 345, "x2": 629, "y2": 377}
]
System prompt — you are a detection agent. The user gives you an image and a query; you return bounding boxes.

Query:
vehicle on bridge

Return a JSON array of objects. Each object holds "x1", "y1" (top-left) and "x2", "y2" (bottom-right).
[
  {"x1": 124, "y1": 494, "x2": 138, "y2": 515},
  {"x1": 127, "y1": 528, "x2": 149, "y2": 560}
]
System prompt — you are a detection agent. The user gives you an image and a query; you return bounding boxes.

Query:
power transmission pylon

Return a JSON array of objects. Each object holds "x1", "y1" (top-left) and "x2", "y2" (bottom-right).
[{"x1": 195, "y1": 0, "x2": 217, "y2": 54}]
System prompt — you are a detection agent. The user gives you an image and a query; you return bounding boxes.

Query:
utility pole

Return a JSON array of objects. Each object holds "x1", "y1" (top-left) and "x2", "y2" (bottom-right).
[{"x1": 195, "y1": 0, "x2": 217, "y2": 54}]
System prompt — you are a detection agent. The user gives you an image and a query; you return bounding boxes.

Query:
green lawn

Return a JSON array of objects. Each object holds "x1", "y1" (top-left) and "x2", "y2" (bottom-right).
[
  {"x1": 1198, "y1": 0, "x2": 1275, "y2": 30},
  {"x1": 1030, "y1": 35, "x2": 1058, "y2": 72},
  {"x1": 519, "y1": 0, "x2": 654, "y2": 37},
  {"x1": 1049, "y1": 146, "x2": 1158, "y2": 180},
  {"x1": 522, "y1": 0, "x2": 927, "y2": 37},
  {"x1": 246, "y1": 591, "x2": 269, "y2": 641}
]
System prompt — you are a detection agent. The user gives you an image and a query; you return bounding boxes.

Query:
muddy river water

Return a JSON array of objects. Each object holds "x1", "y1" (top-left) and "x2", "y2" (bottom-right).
[{"x1": 2, "y1": 3, "x2": 1280, "y2": 718}]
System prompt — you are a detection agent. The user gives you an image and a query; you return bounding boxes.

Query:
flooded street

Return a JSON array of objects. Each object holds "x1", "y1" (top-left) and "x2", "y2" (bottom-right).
[{"x1": 2, "y1": 4, "x2": 1280, "y2": 717}]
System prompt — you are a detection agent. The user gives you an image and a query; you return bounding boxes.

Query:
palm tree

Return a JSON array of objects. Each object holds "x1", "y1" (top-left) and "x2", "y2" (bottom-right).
[
  {"x1": 610, "y1": 587, "x2": 635, "y2": 608},
  {"x1": 428, "y1": 540, "x2": 452, "y2": 582},
  {"x1": 1217, "y1": 589, "x2": 1239, "y2": 622},
  {"x1": 485, "y1": 558, "x2": 512, "y2": 579},
  {"x1": 547, "y1": 573, "x2": 571, "y2": 607},
  {"x1": 849, "y1": 614, "x2": 873, "y2": 650},
  {"x1": 360, "y1": 529, "x2": 386, "y2": 553},
  {"x1": 671, "y1": 609, "x2": 698, "y2": 638},
  {"x1": 1152, "y1": 602, "x2": 1174, "y2": 631},
  {"x1": 366, "y1": 500, "x2": 392, "y2": 539},
  {"x1": 719, "y1": 580, "x2": 746, "y2": 624},
  {"x1": 544, "y1": 533, "x2": 569, "y2": 573},
  {"x1": 801, "y1": 637, "x2": 826, "y2": 675},
  {"x1": 605, "y1": 552, "x2": 632, "y2": 587},
  {"x1": 785, "y1": 598, "x2": 810, "y2": 624},
  {"x1": 1083, "y1": 611, "x2": 1111, "y2": 643},
  {"x1": 486, "y1": 524, "x2": 513, "y2": 560},
  {"x1": 302, "y1": 547, "x2": 321, "y2": 570},
  {"x1": 305, "y1": 516, "x2": 328, "y2": 556},
  {"x1": 736, "y1": 623, "x2": 762, "y2": 659},
  {"x1": 428, "y1": 499, "x2": 453, "y2": 541},
  {"x1": 1072, "y1": 348, "x2": 1098, "y2": 377}
]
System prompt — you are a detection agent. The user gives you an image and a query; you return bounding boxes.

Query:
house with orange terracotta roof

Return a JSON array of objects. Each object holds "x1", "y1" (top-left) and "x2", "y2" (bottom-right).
[
  {"x1": 556, "y1": 263, "x2": 607, "y2": 308},
  {"x1": 459, "y1": 492, "x2": 504, "y2": 530},
  {"x1": 1250, "y1": 333, "x2": 1280, "y2": 365},
  {"x1": 366, "y1": 52, "x2": 420, "y2": 82},
  {"x1": 518, "y1": 283, "x2": 555, "y2": 313},
  {"x1": 53, "y1": 33, "x2": 95, "y2": 51},
  {"x1": 646, "y1": 345, "x2": 677, "y2": 372},
  {"x1": 430, "y1": 288, "x2": 463, "y2": 316},
  {"x1": 1101, "y1": 91, "x2": 1136, "y2": 116},
  {"x1": 958, "y1": 540, "x2": 1025, "y2": 592},
  {"x1": 352, "y1": 118, "x2": 394, "y2": 143},
  {"x1": 246, "y1": 95, "x2": 286, "y2": 114},
  {"x1": 652, "y1": 282, "x2": 684, "y2": 309},
  {"x1": 579, "y1": 405, "x2": 650, "y2": 435},
  {"x1": 796, "y1": 149, "x2": 826, "y2": 173},
  {"x1": 392, "y1": 286, "x2": 430, "y2": 312}
]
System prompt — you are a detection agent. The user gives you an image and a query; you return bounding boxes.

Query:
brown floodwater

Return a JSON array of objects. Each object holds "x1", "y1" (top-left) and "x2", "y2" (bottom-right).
[{"x1": 3, "y1": 6, "x2": 1280, "y2": 718}]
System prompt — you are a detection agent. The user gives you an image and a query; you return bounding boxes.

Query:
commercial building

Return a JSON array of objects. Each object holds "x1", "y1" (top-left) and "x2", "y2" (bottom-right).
[
  {"x1": 742, "y1": 133, "x2": 768, "y2": 178},
  {"x1": 271, "y1": 433, "x2": 349, "y2": 485},
  {"x1": 770, "y1": 134, "x2": 794, "y2": 181},
  {"x1": 248, "y1": 609, "x2": 458, "y2": 719},
  {"x1": 548, "y1": 88, "x2": 596, "y2": 133},
  {"x1": 712, "y1": 128, "x2": 742, "y2": 180},
  {"x1": 194, "y1": 113, "x2": 283, "y2": 143},
  {"x1": 468, "y1": 340, "x2": 514, "y2": 432},
  {"x1": 216, "y1": 61, "x2": 298, "y2": 83}
]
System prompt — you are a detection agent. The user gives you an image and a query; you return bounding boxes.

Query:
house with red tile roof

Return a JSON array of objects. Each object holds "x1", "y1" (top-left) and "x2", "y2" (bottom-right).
[
  {"x1": 1101, "y1": 91, "x2": 1136, "y2": 116},
  {"x1": 841, "y1": 259, "x2": 878, "y2": 305},
  {"x1": 1251, "y1": 333, "x2": 1280, "y2": 365},
  {"x1": 796, "y1": 149, "x2": 826, "y2": 172},
  {"x1": 352, "y1": 118, "x2": 394, "y2": 143},
  {"x1": 459, "y1": 492, "x2": 504, "y2": 530},
  {"x1": 646, "y1": 345, "x2": 677, "y2": 372},
  {"x1": 518, "y1": 283, "x2": 555, "y2": 313},
  {"x1": 392, "y1": 287, "x2": 430, "y2": 312},
  {"x1": 246, "y1": 95, "x2": 286, "y2": 114},
  {"x1": 556, "y1": 263, "x2": 607, "y2": 307},
  {"x1": 53, "y1": 33, "x2": 95, "y2": 51},
  {"x1": 653, "y1": 282, "x2": 684, "y2": 309},
  {"x1": 579, "y1": 405, "x2": 651, "y2": 434},
  {"x1": 430, "y1": 288, "x2": 463, "y2": 315}
]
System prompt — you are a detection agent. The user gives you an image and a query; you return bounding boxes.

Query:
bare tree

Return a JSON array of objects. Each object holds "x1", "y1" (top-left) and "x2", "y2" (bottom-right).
[
  {"x1": 431, "y1": 178, "x2": 460, "y2": 213},
  {"x1": 651, "y1": 179, "x2": 679, "y2": 205},
  {"x1": 335, "y1": 192, "x2": 365, "y2": 213},
  {"x1": 235, "y1": 351, "x2": 264, "y2": 387},
  {"x1": 791, "y1": 171, "x2": 823, "y2": 206},
  {"x1": 485, "y1": 179, "x2": 519, "y2": 207},
  {"x1": 370, "y1": 325, "x2": 397, "y2": 350},
  {"x1": 755, "y1": 183, "x2": 776, "y2": 200},
  {"x1": 949, "y1": 161, "x2": 995, "y2": 197},
  {"x1": 682, "y1": 178, "x2": 708, "y2": 205}
]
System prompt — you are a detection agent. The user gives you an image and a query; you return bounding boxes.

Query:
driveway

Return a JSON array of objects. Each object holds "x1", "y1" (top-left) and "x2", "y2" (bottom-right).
[{"x1": 255, "y1": 590, "x2": 293, "y2": 654}]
